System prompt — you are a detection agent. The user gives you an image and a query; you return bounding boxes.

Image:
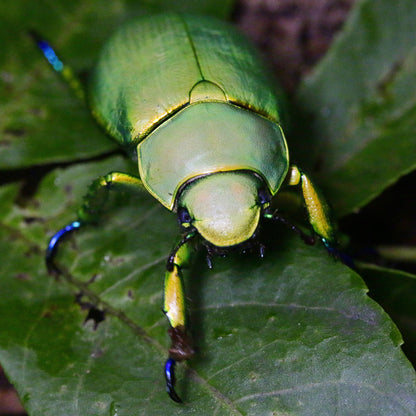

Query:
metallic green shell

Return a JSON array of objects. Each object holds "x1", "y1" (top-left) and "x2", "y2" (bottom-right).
[
  {"x1": 89, "y1": 14, "x2": 282, "y2": 144},
  {"x1": 89, "y1": 14, "x2": 289, "y2": 209}
]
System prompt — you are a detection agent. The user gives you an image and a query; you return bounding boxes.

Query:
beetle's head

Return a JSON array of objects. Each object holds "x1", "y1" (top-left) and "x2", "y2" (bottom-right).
[{"x1": 178, "y1": 172, "x2": 266, "y2": 247}]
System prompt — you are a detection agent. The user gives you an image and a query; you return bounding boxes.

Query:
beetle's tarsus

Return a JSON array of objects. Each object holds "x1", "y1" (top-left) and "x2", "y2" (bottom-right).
[
  {"x1": 46, "y1": 220, "x2": 82, "y2": 274},
  {"x1": 164, "y1": 325, "x2": 194, "y2": 402},
  {"x1": 322, "y1": 239, "x2": 355, "y2": 268},
  {"x1": 165, "y1": 358, "x2": 183, "y2": 403},
  {"x1": 266, "y1": 209, "x2": 316, "y2": 245}
]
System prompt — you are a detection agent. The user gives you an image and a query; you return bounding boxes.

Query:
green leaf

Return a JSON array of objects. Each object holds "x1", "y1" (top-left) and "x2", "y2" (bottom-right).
[
  {"x1": 294, "y1": 0, "x2": 416, "y2": 216},
  {"x1": 358, "y1": 263, "x2": 416, "y2": 362},
  {"x1": 1, "y1": 158, "x2": 416, "y2": 415}
]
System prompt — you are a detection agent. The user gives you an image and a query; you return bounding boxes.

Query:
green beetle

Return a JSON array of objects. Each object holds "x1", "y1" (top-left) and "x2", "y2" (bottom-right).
[{"x1": 39, "y1": 13, "x2": 336, "y2": 402}]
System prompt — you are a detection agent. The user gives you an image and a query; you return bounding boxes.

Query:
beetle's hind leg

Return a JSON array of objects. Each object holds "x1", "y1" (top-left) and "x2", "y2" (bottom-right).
[
  {"x1": 46, "y1": 172, "x2": 145, "y2": 275},
  {"x1": 30, "y1": 31, "x2": 86, "y2": 102},
  {"x1": 163, "y1": 233, "x2": 196, "y2": 403}
]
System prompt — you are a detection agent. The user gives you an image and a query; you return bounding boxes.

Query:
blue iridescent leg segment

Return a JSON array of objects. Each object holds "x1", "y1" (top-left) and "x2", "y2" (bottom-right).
[
  {"x1": 45, "y1": 173, "x2": 145, "y2": 275},
  {"x1": 30, "y1": 31, "x2": 86, "y2": 101},
  {"x1": 322, "y1": 238, "x2": 355, "y2": 268},
  {"x1": 165, "y1": 358, "x2": 182, "y2": 403},
  {"x1": 46, "y1": 220, "x2": 82, "y2": 274},
  {"x1": 34, "y1": 36, "x2": 64, "y2": 72}
]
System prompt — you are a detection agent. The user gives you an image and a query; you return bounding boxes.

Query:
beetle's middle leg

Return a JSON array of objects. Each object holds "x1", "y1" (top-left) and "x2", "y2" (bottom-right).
[
  {"x1": 163, "y1": 233, "x2": 196, "y2": 403},
  {"x1": 46, "y1": 172, "x2": 145, "y2": 273}
]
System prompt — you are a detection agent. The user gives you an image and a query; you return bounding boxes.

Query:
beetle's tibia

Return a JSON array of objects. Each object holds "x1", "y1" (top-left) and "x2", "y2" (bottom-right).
[
  {"x1": 165, "y1": 358, "x2": 183, "y2": 403},
  {"x1": 164, "y1": 235, "x2": 194, "y2": 328},
  {"x1": 164, "y1": 265, "x2": 186, "y2": 329},
  {"x1": 77, "y1": 172, "x2": 145, "y2": 223},
  {"x1": 46, "y1": 220, "x2": 82, "y2": 274},
  {"x1": 299, "y1": 173, "x2": 336, "y2": 244},
  {"x1": 286, "y1": 166, "x2": 336, "y2": 246}
]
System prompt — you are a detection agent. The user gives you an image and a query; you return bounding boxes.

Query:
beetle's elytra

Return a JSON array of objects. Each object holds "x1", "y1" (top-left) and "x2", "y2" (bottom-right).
[{"x1": 38, "y1": 13, "x2": 336, "y2": 402}]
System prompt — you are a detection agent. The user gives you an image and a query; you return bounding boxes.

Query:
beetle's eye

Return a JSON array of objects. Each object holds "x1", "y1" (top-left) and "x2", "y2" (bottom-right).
[
  {"x1": 257, "y1": 188, "x2": 271, "y2": 206},
  {"x1": 178, "y1": 207, "x2": 192, "y2": 226}
]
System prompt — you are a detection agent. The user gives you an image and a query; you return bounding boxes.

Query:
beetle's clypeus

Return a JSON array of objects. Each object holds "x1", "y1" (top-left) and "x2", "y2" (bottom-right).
[{"x1": 37, "y1": 13, "x2": 336, "y2": 403}]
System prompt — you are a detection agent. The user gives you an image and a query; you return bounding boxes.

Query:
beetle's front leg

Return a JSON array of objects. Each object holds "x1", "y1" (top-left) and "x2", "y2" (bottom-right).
[
  {"x1": 46, "y1": 172, "x2": 145, "y2": 274},
  {"x1": 163, "y1": 233, "x2": 196, "y2": 403},
  {"x1": 286, "y1": 165, "x2": 336, "y2": 247}
]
